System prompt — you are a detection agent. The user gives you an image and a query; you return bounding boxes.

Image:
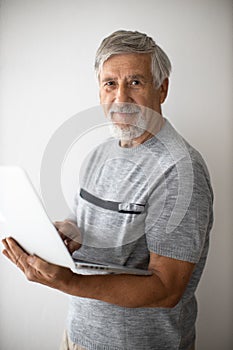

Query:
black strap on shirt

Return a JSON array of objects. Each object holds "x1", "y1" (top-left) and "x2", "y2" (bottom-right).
[{"x1": 80, "y1": 188, "x2": 145, "y2": 214}]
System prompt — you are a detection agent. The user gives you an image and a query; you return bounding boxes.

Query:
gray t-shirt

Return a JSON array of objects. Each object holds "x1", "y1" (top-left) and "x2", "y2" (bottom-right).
[{"x1": 66, "y1": 120, "x2": 213, "y2": 350}]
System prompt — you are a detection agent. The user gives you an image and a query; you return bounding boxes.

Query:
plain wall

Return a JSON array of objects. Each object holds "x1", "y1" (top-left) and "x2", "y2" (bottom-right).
[{"x1": 0, "y1": 0, "x2": 232, "y2": 349}]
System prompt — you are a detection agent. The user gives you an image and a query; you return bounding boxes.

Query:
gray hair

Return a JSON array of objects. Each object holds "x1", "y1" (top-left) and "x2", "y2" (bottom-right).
[{"x1": 95, "y1": 30, "x2": 172, "y2": 88}]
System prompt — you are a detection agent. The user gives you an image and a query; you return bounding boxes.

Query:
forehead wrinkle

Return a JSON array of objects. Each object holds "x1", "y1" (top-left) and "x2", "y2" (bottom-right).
[{"x1": 127, "y1": 74, "x2": 148, "y2": 81}]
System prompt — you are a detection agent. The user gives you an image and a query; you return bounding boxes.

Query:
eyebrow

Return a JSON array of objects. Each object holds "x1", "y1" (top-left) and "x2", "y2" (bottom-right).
[
  {"x1": 100, "y1": 76, "x2": 117, "y2": 83},
  {"x1": 100, "y1": 74, "x2": 148, "y2": 83}
]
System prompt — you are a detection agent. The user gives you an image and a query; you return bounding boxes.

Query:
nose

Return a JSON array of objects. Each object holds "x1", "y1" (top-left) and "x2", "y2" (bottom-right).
[{"x1": 114, "y1": 82, "x2": 133, "y2": 103}]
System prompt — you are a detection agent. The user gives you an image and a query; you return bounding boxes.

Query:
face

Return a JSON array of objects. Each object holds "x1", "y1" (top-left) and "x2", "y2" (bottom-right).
[{"x1": 98, "y1": 53, "x2": 168, "y2": 144}]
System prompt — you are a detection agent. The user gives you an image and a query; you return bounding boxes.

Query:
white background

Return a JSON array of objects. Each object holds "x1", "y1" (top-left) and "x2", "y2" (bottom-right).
[{"x1": 0, "y1": 0, "x2": 232, "y2": 349}]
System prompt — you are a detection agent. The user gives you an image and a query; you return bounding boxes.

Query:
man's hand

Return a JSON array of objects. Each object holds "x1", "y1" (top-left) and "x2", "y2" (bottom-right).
[
  {"x1": 2, "y1": 237, "x2": 74, "y2": 292},
  {"x1": 54, "y1": 220, "x2": 82, "y2": 254}
]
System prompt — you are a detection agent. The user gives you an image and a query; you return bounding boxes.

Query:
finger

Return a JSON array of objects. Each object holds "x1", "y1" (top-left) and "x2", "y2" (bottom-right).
[
  {"x1": 2, "y1": 248, "x2": 11, "y2": 261},
  {"x1": 4, "y1": 238, "x2": 29, "y2": 271},
  {"x1": 2, "y1": 247, "x2": 27, "y2": 272},
  {"x1": 6, "y1": 237, "x2": 26, "y2": 256},
  {"x1": 2, "y1": 238, "x2": 18, "y2": 263},
  {"x1": 64, "y1": 237, "x2": 71, "y2": 245},
  {"x1": 54, "y1": 221, "x2": 66, "y2": 228},
  {"x1": 58, "y1": 231, "x2": 66, "y2": 240},
  {"x1": 58, "y1": 228, "x2": 75, "y2": 243},
  {"x1": 67, "y1": 240, "x2": 81, "y2": 253},
  {"x1": 55, "y1": 223, "x2": 68, "y2": 236}
]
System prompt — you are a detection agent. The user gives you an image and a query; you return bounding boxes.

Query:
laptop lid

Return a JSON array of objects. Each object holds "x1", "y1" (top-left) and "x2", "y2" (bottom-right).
[
  {"x1": 0, "y1": 166, "x2": 76, "y2": 269},
  {"x1": 0, "y1": 166, "x2": 152, "y2": 276}
]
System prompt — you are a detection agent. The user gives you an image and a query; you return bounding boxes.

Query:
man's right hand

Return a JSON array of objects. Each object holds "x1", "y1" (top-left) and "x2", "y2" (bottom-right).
[{"x1": 54, "y1": 220, "x2": 82, "y2": 254}]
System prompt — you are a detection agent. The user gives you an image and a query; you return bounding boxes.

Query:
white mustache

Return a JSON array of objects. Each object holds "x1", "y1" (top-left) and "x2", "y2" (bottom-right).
[{"x1": 109, "y1": 103, "x2": 141, "y2": 115}]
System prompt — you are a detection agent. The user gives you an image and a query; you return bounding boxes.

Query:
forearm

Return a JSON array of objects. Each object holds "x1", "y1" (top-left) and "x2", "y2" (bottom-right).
[
  {"x1": 2, "y1": 238, "x2": 193, "y2": 309},
  {"x1": 61, "y1": 272, "x2": 175, "y2": 308}
]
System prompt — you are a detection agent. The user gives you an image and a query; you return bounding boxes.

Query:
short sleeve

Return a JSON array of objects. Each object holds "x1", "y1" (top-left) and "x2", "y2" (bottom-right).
[{"x1": 145, "y1": 157, "x2": 213, "y2": 263}]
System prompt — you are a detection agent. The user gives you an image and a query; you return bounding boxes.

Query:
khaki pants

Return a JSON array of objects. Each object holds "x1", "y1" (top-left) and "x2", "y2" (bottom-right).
[
  {"x1": 59, "y1": 330, "x2": 86, "y2": 350},
  {"x1": 59, "y1": 330, "x2": 195, "y2": 350}
]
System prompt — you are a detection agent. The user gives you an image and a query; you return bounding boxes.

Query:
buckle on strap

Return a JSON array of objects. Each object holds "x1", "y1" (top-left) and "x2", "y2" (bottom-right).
[{"x1": 118, "y1": 203, "x2": 145, "y2": 213}]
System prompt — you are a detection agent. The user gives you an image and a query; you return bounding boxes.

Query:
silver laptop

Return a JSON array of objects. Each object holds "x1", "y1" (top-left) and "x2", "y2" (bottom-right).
[{"x1": 0, "y1": 166, "x2": 151, "y2": 276}]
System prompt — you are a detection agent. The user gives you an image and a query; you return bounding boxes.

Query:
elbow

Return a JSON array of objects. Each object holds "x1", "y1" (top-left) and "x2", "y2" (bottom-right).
[
  {"x1": 123, "y1": 294, "x2": 181, "y2": 309},
  {"x1": 160, "y1": 292, "x2": 182, "y2": 308},
  {"x1": 166, "y1": 295, "x2": 181, "y2": 308},
  {"x1": 147, "y1": 292, "x2": 182, "y2": 309}
]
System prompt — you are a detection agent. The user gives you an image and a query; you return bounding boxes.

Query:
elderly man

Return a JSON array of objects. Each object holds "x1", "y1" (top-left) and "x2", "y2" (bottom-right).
[{"x1": 2, "y1": 30, "x2": 213, "y2": 350}]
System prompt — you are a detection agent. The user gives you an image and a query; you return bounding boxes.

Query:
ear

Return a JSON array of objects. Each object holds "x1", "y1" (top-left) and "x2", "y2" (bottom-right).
[{"x1": 159, "y1": 78, "x2": 169, "y2": 104}]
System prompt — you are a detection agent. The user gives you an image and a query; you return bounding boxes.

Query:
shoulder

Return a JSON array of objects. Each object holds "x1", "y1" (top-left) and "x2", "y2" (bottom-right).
[
  {"x1": 159, "y1": 120, "x2": 211, "y2": 175},
  {"x1": 153, "y1": 120, "x2": 213, "y2": 203}
]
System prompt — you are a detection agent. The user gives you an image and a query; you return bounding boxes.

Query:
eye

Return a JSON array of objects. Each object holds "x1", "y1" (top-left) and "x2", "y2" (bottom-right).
[
  {"x1": 104, "y1": 81, "x2": 116, "y2": 87},
  {"x1": 131, "y1": 80, "x2": 141, "y2": 86},
  {"x1": 129, "y1": 79, "x2": 144, "y2": 89}
]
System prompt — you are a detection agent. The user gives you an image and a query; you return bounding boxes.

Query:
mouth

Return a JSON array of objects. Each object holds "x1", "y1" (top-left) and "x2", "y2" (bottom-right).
[{"x1": 110, "y1": 111, "x2": 140, "y2": 125}]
